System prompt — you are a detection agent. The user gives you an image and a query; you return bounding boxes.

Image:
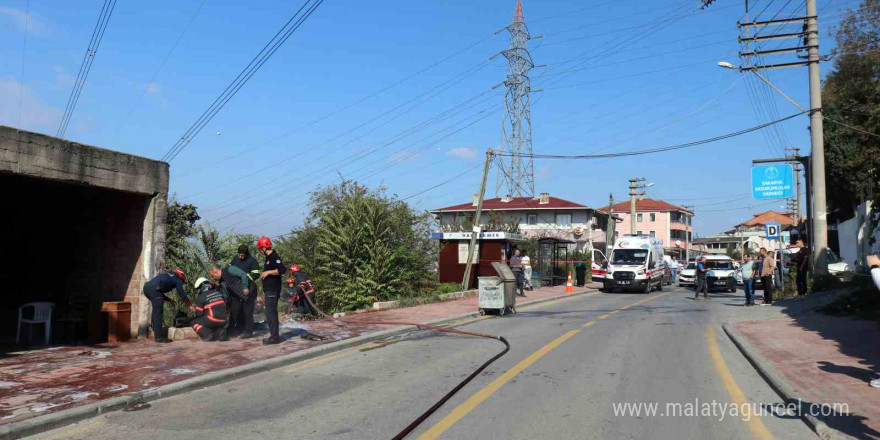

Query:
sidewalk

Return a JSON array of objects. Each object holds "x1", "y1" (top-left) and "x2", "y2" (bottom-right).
[
  {"x1": 724, "y1": 291, "x2": 880, "y2": 440},
  {"x1": 0, "y1": 283, "x2": 595, "y2": 429}
]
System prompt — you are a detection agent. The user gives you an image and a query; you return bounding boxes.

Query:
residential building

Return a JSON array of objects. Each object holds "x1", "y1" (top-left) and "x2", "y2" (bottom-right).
[
  {"x1": 597, "y1": 198, "x2": 694, "y2": 259},
  {"x1": 430, "y1": 193, "x2": 608, "y2": 252}
]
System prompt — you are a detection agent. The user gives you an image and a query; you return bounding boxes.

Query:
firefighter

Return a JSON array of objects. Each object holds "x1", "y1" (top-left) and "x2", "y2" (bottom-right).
[
  {"x1": 282, "y1": 277, "x2": 298, "y2": 315},
  {"x1": 142, "y1": 269, "x2": 191, "y2": 343},
  {"x1": 257, "y1": 236, "x2": 286, "y2": 345},
  {"x1": 229, "y1": 245, "x2": 261, "y2": 338},
  {"x1": 289, "y1": 264, "x2": 317, "y2": 319},
  {"x1": 191, "y1": 278, "x2": 228, "y2": 341}
]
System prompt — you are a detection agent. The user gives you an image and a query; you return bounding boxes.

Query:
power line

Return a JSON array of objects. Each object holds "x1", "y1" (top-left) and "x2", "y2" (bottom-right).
[
  {"x1": 113, "y1": 0, "x2": 208, "y2": 135},
  {"x1": 401, "y1": 164, "x2": 483, "y2": 201},
  {"x1": 171, "y1": 33, "x2": 495, "y2": 178},
  {"x1": 496, "y1": 111, "x2": 806, "y2": 160},
  {"x1": 161, "y1": 0, "x2": 325, "y2": 162},
  {"x1": 824, "y1": 116, "x2": 880, "y2": 138},
  {"x1": 57, "y1": 0, "x2": 117, "y2": 138}
]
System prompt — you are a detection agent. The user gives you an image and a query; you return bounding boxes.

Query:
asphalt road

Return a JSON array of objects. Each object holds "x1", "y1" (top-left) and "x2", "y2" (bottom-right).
[{"x1": 28, "y1": 286, "x2": 817, "y2": 440}]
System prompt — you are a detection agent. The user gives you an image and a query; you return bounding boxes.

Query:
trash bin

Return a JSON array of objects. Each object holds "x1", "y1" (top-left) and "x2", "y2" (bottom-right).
[
  {"x1": 475, "y1": 262, "x2": 517, "y2": 316},
  {"x1": 100, "y1": 301, "x2": 132, "y2": 343}
]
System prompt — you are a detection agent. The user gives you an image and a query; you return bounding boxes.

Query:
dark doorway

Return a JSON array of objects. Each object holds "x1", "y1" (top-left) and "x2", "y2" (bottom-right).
[{"x1": 0, "y1": 173, "x2": 150, "y2": 348}]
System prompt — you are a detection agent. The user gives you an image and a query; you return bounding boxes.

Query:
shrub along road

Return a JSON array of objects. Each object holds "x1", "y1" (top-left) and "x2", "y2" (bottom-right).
[{"x1": 27, "y1": 287, "x2": 817, "y2": 440}]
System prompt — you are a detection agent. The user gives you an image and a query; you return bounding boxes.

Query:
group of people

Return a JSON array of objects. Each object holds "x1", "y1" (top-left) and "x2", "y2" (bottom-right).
[
  {"x1": 691, "y1": 239, "x2": 811, "y2": 305},
  {"x1": 508, "y1": 249, "x2": 532, "y2": 296},
  {"x1": 142, "y1": 237, "x2": 318, "y2": 345}
]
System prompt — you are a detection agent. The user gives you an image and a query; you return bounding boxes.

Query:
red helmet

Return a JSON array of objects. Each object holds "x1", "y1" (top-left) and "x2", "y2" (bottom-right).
[
  {"x1": 172, "y1": 269, "x2": 185, "y2": 281},
  {"x1": 290, "y1": 264, "x2": 300, "y2": 273},
  {"x1": 286, "y1": 277, "x2": 295, "y2": 284},
  {"x1": 256, "y1": 236, "x2": 272, "y2": 250}
]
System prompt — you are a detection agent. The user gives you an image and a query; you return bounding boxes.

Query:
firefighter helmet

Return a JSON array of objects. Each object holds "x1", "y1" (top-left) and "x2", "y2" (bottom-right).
[
  {"x1": 290, "y1": 264, "x2": 300, "y2": 273},
  {"x1": 286, "y1": 277, "x2": 295, "y2": 285},
  {"x1": 194, "y1": 277, "x2": 210, "y2": 290},
  {"x1": 172, "y1": 269, "x2": 186, "y2": 281},
  {"x1": 256, "y1": 236, "x2": 272, "y2": 249}
]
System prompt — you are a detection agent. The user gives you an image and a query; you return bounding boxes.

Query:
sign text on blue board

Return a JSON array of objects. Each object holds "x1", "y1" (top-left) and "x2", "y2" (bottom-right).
[{"x1": 752, "y1": 165, "x2": 794, "y2": 200}]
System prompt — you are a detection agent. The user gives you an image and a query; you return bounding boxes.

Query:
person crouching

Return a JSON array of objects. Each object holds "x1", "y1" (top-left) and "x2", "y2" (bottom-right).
[{"x1": 191, "y1": 277, "x2": 228, "y2": 342}]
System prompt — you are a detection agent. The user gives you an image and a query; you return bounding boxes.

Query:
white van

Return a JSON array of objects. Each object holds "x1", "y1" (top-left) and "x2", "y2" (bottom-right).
[{"x1": 603, "y1": 235, "x2": 666, "y2": 293}]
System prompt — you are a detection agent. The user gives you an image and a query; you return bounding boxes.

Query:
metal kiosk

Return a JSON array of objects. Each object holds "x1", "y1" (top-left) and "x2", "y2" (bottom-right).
[{"x1": 478, "y1": 262, "x2": 518, "y2": 316}]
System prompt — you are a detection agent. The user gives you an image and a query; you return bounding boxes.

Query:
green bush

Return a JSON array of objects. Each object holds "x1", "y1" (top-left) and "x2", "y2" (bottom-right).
[{"x1": 819, "y1": 269, "x2": 880, "y2": 320}]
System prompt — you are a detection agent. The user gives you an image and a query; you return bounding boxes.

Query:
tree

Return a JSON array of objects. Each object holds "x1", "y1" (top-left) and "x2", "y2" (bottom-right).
[
  {"x1": 823, "y1": 0, "x2": 880, "y2": 220},
  {"x1": 165, "y1": 197, "x2": 200, "y2": 269},
  {"x1": 309, "y1": 180, "x2": 436, "y2": 312}
]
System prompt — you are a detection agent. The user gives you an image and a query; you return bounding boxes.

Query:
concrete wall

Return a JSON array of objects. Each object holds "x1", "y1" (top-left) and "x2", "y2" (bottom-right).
[{"x1": 0, "y1": 126, "x2": 169, "y2": 341}]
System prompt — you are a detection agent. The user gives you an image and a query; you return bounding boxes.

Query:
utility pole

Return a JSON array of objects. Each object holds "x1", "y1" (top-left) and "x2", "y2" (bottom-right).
[
  {"x1": 462, "y1": 149, "x2": 494, "y2": 290},
  {"x1": 806, "y1": 0, "x2": 828, "y2": 272},
  {"x1": 682, "y1": 205, "x2": 693, "y2": 261},
  {"x1": 735, "y1": 0, "x2": 828, "y2": 272},
  {"x1": 606, "y1": 193, "x2": 615, "y2": 255},
  {"x1": 785, "y1": 147, "x2": 802, "y2": 224},
  {"x1": 629, "y1": 178, "x2": 647, "y2": 235}
]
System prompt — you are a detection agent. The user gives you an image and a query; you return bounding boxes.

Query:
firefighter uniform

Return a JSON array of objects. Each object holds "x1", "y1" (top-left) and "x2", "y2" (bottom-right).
[
  {"x1": 142, "y1": 272, "x2": 191, "y2": 342},
  {"x1": 293, "y1": 270, "x2": 316, "y2": 316},
  {"x1": 192, "y1": 282, "x2": 228, "y2": 341},
  {"x1": 262, "y1": 250, "x2": 285, "y2": 341}
]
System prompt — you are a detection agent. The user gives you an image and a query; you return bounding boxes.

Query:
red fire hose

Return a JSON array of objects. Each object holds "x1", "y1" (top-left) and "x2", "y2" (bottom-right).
[{"x1": 302, "y1": 292, "x2": 510, "y2": 439}]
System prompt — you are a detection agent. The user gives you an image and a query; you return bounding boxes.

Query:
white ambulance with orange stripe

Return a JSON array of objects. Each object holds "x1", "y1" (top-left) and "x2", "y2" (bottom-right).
[{"x1": 603, "y1": 235, "x2": 666, "y2": 293}]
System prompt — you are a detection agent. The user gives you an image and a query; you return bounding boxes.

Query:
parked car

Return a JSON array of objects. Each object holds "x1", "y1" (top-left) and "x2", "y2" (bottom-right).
[{"x1": 678, "y1": 262, "x2": 697, "y2": 287}]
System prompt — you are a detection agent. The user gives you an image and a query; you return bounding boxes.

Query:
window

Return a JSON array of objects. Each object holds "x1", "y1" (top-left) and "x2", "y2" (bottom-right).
[
  {"x1": 649, "y1": 213, "x2": 656, "y2": 222},
  {"x1": 649, "y1": 231, "x2": 656, "y2": 238},
  {"x1": 636, "y1": 213, "x2": 643, "y2": 222},
  {"x1": 527, "y1": 214, "x2": 537, "y2": 225},
  {"x1": 556, "y1": 213, "x2": 572, "y2": 226},
  {"x1": 637, "y1": 230, "x2": 643, "y2": 235}
]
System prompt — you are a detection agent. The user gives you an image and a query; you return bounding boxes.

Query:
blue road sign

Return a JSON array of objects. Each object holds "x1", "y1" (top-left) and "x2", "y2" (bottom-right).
[
  {"x1": 752, "y1": 165, "x2": 794, "y2": 199},
  {"x1": 766, "y1": 221, "x2": 781, "y2": 240}
]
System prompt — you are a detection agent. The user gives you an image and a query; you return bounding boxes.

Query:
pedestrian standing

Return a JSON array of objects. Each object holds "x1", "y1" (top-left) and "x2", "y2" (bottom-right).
[
  {"x1": 793, "y1": 239, "x2": 810, "y2": 296},
  {"x1": 670, "y1": 259, "x2": 679, "y2": 284},
  {"x1": 229, "y1": 245, "x2": 260, "y2": 338},
  {"x1": 759, "y1": 248, "x2": 776, "y2": 305},
  {"x1": 142, "y1": 269, "x2": 192, "y2": 343},
  {"x1": 509, "y1": 248, "x2": 526, "y2": 297},
  {"x1": 521, "y1": 252, "x2": 533, "y2": 291},
  {"x1": 694, "y1": 256, "x2": 709, "y2": 300},
  {"x1": 575, "y1": 259, "x2": 587, "y2": 287},
  {"x1": 740, "y1": 253, "x2": 757, "y2": 306},
  {"x1": 867, "y1": 255, "x2": 880, "y2": 388},
  {"x1": 257, "y1": 236, "x2": 286, "y2": 345}
]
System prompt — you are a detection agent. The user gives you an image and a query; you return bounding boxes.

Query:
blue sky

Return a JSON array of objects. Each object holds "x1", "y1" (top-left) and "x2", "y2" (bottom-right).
[{"x1": 0, "y1": 0, "x2": 862, "y2": 237}]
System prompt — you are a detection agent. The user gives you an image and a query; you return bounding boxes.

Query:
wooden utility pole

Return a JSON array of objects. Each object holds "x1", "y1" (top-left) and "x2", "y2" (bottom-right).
[{"x1": 462, "y1": 149, "x2": 494, "y2": 290}]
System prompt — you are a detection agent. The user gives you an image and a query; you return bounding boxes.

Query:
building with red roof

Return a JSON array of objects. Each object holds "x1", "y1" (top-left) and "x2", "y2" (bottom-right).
[{"x1": 597, "y1": 198, "x2": 694, "y2": 259}]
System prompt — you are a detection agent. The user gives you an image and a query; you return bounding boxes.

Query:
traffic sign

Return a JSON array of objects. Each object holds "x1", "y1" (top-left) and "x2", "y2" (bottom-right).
[
  {"x1": 752, "y1": 165, "x2": 794, "y2": 199},
  {"x1": 766, "y1": 221, "x2": 781, "y2": 240}
]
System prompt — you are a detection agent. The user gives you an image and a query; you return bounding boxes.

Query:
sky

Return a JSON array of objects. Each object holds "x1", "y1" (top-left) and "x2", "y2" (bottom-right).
[{"x1": 0, "y1": 0, "x2": 864, "y2": 238}]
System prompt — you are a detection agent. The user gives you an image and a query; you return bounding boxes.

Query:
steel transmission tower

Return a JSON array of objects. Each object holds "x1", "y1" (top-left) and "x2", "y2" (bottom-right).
[{"x1": 496, "y1": 0, "x2": 535, "y2": 198}]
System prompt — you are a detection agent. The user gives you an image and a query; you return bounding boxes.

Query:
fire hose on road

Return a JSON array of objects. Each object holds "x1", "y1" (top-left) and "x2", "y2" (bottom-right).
[{"x1": 301, "y1": 292, "x2": 510, "y2": 439}]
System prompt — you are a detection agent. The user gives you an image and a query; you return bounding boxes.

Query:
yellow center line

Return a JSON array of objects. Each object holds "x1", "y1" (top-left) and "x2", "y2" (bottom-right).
[
  {"x1": 610, "y1": 310, "x2": 619, "y2": 314},
  {"x1": 418, "y1": 291, "x2": 673, "y2": 439},
  {"x1": 283, "y1": 350, "x2": 355, "y2": 374},
  {"x1": 706, "y1": 327, "x2": 776, "y2": 440}
]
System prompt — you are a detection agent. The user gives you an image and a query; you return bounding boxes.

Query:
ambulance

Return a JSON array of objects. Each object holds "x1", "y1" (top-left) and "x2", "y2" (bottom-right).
[{"x1": 603, "y1": 235, "x2": 666, "y2": 293}]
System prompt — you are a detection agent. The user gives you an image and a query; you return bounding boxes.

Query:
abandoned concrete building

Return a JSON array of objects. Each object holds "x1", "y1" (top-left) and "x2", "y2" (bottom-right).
[{"x1": 1, "y1": 126, "x2": 169, "y2": 345}]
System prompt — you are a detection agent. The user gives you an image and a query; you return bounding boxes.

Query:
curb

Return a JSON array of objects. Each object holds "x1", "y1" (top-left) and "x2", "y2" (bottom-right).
[
  {"x1": 0, "y1": 288, "x2": 595, "y2": 440},
  {"x1": 721, "y1": 322, "x2": 848, "y2": 440}
]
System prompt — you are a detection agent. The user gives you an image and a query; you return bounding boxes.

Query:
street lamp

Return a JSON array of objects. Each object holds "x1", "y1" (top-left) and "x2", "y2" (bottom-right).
[{"x1": 717, "y1": 60, "x2": 806, "y2": 112}]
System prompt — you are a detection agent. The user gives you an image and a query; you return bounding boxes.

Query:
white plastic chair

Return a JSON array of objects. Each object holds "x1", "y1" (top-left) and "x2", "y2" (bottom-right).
[{"x1": 17, "y1": 302, "x2": 54, "y2": 345}]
